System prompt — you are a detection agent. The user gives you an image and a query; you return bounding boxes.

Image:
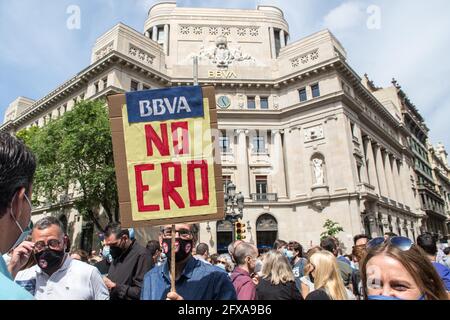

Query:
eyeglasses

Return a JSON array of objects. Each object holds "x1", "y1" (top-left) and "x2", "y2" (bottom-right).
[
  {"x1": 366, "y1": 236, "x2": 414, "y2": 251},
  {"x1": 34, "y1": 239, "x2": 63, "y2": 252},
  {"x1": 162, "y1": 228, "x2": 193, "y2": 239}
]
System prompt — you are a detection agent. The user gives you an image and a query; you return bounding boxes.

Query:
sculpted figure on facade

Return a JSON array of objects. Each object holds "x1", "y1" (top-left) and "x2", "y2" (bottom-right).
[{"x1": 312, "y1": 157, "x2": 325, "y2": 185}]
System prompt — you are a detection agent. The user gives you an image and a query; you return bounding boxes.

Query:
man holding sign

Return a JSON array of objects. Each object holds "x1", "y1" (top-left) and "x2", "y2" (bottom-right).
[{"x1": 140, "y1": 224, "x2": 236, "y2": 300}]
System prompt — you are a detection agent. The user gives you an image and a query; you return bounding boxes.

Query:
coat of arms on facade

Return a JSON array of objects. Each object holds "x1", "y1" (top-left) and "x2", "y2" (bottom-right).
[{"x1": 198, "y1": 35, "x2": 255, "y2": 68}]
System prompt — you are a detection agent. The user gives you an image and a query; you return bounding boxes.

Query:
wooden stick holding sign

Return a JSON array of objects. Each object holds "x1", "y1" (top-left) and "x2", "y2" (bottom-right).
[{"x1": 170, "y1": 224, "x2": 176, "y2": 293}]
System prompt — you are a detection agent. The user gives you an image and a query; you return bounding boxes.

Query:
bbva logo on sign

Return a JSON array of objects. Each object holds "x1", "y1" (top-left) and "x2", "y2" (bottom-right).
[{"x1": 126, "y1": 86, "x2": 204, "y2": 123}]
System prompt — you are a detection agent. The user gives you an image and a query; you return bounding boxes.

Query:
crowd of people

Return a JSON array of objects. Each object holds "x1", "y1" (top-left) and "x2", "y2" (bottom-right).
[{"x1": 2, "y1": 132, "x2": 450, "y2": 301}]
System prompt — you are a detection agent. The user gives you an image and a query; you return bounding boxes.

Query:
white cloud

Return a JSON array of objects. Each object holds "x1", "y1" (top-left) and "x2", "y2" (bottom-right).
[{"x1": 323, "y1": 2, "x2": 365, "y2": 32}]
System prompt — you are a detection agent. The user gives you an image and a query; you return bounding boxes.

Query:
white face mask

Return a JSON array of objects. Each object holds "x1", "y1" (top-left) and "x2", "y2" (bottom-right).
[{"x1": 8, "y1": 193, "x2": 33, "y2": 253}]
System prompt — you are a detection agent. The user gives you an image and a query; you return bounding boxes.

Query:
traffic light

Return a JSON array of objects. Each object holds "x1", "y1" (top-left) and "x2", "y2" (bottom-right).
[{"x1": 235, "y1": 220, "x2": 246, "y2": 240}]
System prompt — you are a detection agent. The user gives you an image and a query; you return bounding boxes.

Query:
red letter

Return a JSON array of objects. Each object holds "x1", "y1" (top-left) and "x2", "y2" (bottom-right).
[
  {"x1": 187, "y1": 160, "x2": 209, "y2": 207},
  {"x1": 145, "y1": 123, "x2": 170, "y2": 156},
  {"x1": 171, "y1": 121, "x2": 189, "y2": 155},
  {"x1": 135, "y1": 164, "x2": 160, "y2": 212},
  {"x1": 161, "y1": 162, "x2": 185, "y2": 210}
]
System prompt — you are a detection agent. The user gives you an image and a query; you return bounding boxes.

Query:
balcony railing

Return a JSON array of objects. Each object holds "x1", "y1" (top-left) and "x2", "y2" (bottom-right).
[{"x1": 251, "y1": 193, "x2": 278, "y2": 202}]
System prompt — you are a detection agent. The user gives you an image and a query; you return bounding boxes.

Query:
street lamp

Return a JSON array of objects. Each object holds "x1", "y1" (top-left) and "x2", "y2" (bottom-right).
[{"x1": 224, "y1": 182, "x2": 244, "y2": 240}]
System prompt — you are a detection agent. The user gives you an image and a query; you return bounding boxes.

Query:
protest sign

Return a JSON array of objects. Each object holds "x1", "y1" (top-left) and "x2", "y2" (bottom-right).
[{"x1": 107, "y1": 86, "x2": 224, "y2": 228}]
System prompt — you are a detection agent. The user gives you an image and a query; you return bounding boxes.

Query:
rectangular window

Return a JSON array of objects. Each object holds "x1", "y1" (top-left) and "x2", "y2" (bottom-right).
[
  {"x1": 157, "y1": 26, "x2": 165, "y2": 45},
  {"x1": 94, "y1": 81, "x2": 99, "y2": 94},
  {"x1": 256, "y1": 176, "x2": 268, "y2": 195},
  {"x1": 102, "y1": 77, "x2": 108, "y2": 89},
  {"x1": 63, "y1": 104, "x2": 67, "y2": 113},
  {"x1": 222, "y1": 175, "x2": 231, "y2": 192},
  {"x1": 219, "y1": 136, "x2": 230, "y2": 153},
  {"x1": 130, "y1": 80, "x2": 139, "y2": 92},
  {"x1": 298, "y1": 88, "x2": 307, "y2": 102},
  {"x1": 311, "y1": 83, "x2": 320, "y2": 98},
  {"x1": 260, "y1": 97, "x2": 269, "y2": 109},
  {"x1": 57, "y1": 107, "x2": 61, "y2": 118},
  {"x1": 253, "y1": 131, "x2": 266, "y2": 153},
  {"x1": 247, "y1": 96, "x2": 256, "y2": 109}
]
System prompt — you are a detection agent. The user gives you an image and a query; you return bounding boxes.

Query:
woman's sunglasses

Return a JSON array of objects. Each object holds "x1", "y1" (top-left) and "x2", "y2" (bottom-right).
[{"x1": 366, "y1": 236, "x2": 414, "y2": 251}]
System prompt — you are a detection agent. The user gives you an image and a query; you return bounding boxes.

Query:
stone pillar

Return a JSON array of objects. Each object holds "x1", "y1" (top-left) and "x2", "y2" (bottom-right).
[
  {"x1": 272, "y1": 129, "x2": 287, "y2": 198},
  {"x1": 236, "y1": 129, "x2": 250, "y2": 198},
  {"x1": 392, "y1": 158, "x2": 404, "y2": 205},
  {"x1": 152, "y1": 25, "x2": 158, "y2": 42},
  {"x1": 280, "y1": 30, "x2": 286, "y2": 48},
  {"x1": 364, "y1": 138, "x2": 380, "y2": 194},
  {"x1": 384, "y1": 152, "x2": 397, "y2": 202},
  {"x1": 144, "y1": 30, "x2": 150, "y2": 38},
  {"x1": 269, "y1": 27, "x2": 276, "y2": 59},
  {"x1": 163, "y1": 24, "x2": 169, "y2": 55},
  {"x1": 374, "y1": 144, "x2": 389, "y2": 197}
]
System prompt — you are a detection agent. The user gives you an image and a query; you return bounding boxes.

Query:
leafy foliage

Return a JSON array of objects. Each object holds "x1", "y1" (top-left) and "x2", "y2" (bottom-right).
[
  {"x1": 17, "y1": 100, "x2": 119, "y2": 231},
  {"x1": 320, "y1": 219, "x2": 344, "y2": 241}
]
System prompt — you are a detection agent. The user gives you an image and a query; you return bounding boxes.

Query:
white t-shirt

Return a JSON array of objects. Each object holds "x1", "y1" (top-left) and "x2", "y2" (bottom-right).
[{"x1": 15, "y1": 255, "x2": 109, "y2": 300}]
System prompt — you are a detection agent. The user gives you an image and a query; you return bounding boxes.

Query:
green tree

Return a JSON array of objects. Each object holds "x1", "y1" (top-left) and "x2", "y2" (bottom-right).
[
  {"x1": 320, "y1": 219, "x2": 344, "y2": 241},
  {"x1": 17, "y1": 100, "x2": 119, "y2": 231}
]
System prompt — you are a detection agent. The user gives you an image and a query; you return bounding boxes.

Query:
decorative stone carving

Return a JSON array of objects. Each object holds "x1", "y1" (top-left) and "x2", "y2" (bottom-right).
[
  {"x1": 180, "y1": 26, "x2": 190, "y2": 35},
  {"x1": 249, "y1": 27, "x2": 259, "y2": 36},
  {"x1": 193, "y1": 26, "x2": 203, "y2": 35},
  {"x1": 198, "y1": 36, "x2": 255, "y2": 68},
  {"x1": 236, "y1": 27, "x2": 247, "y2": 36},
  {"x1": 290, "y1": 49, "x2": 319, "y2": 68},
  {"x1": 304, "y1": 125, "x2": 324, "y2": 142},
  {"x1": 222, "y1": 27, "x2": 231, "y2": 36},
  {"x1": 95, "y1": 41, "x2": 114, "y2": 61},
  {"x1": 128, "y1": 45, "x2": 154, "y2": 65},
  {"x1": 256, "y1": 215, "x2": 278, "y2": 231},
  {"x1": 209, "y1": 27, "x2": 218, "y2": 35},
  {"x1": 312, "y1": 158, "x2": 325, "y2": 186}
]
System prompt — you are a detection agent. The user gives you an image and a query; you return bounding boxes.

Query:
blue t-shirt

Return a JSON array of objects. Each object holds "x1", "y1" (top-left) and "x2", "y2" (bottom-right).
[
  {"x1": 141, "y1": 256, "x2": 237, "y2": 300},
  {"x1": 432, "y1": 262, "x2": 450, "y2": 291},
  {"x1": 0, "y1": 255, "x2": 34, "y2": 300}
]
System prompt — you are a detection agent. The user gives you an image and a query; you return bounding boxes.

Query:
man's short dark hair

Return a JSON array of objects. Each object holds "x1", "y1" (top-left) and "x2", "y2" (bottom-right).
[
  {"x1": 146, "y1": 240, "x2": 161, "y2": 256},
  {"x1": 34, "y1": 216, "x2": 65, "y2": 235},
  {"x1": 0, "y1": 133, "x2": 36, "y2": 217},
  {"x1": 417, "y1": 233, "x2": 437, "y2": 256},
  {"x1": 320, "y1": 237, "x2": 337, "y2": 254},
  {"x1": 196, "y1": 243, "x2": 209, "y2": 256},
  {"x1": 289, "y1": 241, "x2": 304, "y2": 257},
  {"x1": 353, "y1": 234, "x2": 369, "y2": 245},
  {"x1": 273, "y1": 239, "x2": 287, "y2": 250},
  {"x1": 444, "y1": 247, "x2": 450, "y2": 255},
  {"x1": 104, "y1": 222, "x2": 129, "y2": 239}
]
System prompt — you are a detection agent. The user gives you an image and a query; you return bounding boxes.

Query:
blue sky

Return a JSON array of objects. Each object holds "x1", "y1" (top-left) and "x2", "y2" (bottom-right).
[{"x1": 1, "y1": 0, "x2": 449, "y2": 152}]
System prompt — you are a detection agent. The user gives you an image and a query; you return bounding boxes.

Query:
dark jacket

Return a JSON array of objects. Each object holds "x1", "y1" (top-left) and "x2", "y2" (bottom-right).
[
  {"x1": 230, "y1": 267, "x2": 256, "y2": 300},
  {"x1": 256, "y1": 277, "x2": 303, "y2": 300},
  {"x1": 107, "y1": 240, "x2": 152, "y2": 300}
]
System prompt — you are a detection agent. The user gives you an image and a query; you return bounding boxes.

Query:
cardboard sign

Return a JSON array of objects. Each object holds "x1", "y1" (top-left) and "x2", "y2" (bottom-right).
[{"x1": 107, "y1": 86, "x2": 224, "y2": 227}]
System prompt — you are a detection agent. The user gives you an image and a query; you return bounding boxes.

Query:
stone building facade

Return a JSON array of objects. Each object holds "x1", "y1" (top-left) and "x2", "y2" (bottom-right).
[{"x1": 2, "y1": 2, "x2": 446, "y2": 252}]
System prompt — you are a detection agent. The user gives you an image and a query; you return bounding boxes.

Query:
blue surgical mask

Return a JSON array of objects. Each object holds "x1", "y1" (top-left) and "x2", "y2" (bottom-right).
[
  {"x1": 101, "y1": 246, "x2": 113, "y2": 263},
  {"x1": 9, "y1": 193, "x2": 33, "y2": 252},
  {"x1": 284, "y1": 248, "x2": 294, "y2": 260},
  {"x1": 217, "y1": 263, "x2": 226, "y2": 271},
  {"x1": 368, "y1": 294, "x2": 425, "y2": 301}
]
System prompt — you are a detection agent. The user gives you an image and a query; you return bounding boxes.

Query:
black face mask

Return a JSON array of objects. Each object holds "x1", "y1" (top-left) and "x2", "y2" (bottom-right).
[
  {"x1": 34, "y1": 249, "x2": 65, "y2": 274},
  {"x1": 309, "y1": 273, "x2": 315, "y2": 283},
  {"x1": 162, "y1": 238, "x2": 193, "y2": 262},
  {"x1": 109, "y1": 245, "x2": 124, "y2": 260}
]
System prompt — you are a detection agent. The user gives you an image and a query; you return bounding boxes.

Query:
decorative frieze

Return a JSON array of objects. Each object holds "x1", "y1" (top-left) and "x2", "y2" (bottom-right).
[
  {"x1": 290, "y1": 49, "x2": 319, "y2": 68},
  {"x1": 304, "y1": 125, "x2": 324, "y2": 142},
  {"x1": 95, "y1": 41, "x2": 114, "y2": 61},
  {"x1": 128, "y1": 44, "x2": 154, "y2": 65},
  {"x1": 179, "y1": 25, "x2": 260, "y2": 38}
]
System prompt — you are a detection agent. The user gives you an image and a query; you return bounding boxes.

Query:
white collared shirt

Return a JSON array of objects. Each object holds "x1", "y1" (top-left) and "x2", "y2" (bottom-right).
[{"x1": 14, "y1": 255, "x2": 109, "y2": 300}]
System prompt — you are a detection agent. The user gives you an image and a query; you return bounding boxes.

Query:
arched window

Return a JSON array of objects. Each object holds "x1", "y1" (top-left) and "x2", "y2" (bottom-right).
[
  {"x1": 216, "y1": 220, "x2": 233, "y2": 254},
  {"x1": 256, "y1": 214, "x2": 278, "y2": 253}
]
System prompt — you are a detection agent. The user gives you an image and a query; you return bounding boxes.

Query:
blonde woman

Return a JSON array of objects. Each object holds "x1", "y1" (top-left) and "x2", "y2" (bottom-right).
[
  {"x1": 300, "y1": 246, "x2": 323, "y2": 297},
  {"x1": 305, "y1": 251, "x2": 353, "y2": 300},
  {"x1": 256, "y1": 250, "x2": 303, "y2": 300}
]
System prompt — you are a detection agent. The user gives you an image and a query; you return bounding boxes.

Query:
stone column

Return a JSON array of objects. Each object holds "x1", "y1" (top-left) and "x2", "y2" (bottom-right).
[
  {"x1": 152, "y1": 25, "x2": 158, "y2": 42},
  {"x1": 384, "y1": 152, "x2": 397, "y2": 202},
  {"x1": 163, "y1": 24, "x2": 169, "y2": 55},
  {"x1": 272, "y1": 129, "x2": 287, "y2": 198},
  {"x1": 374, "y1": 144, "x2": 389, "y2": 198},
  {"x1": 364, "y1": 138, "x2": 380, "y2": 194},
  {"x1": 280, "y1": 30, "x2": 286, "y2": 48},
  {"x1": 269, "y1": 27, "x2": 276, "y2": 59},
  {"x1": 236, "y1": 129, "x2": 250, "y2": 198},
  {"x1": 144, "y1": 30, "x2": 150, "y2": 38},
  {"x1": 392, "y1": 158, "x2": 404, "y2": 205}
]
